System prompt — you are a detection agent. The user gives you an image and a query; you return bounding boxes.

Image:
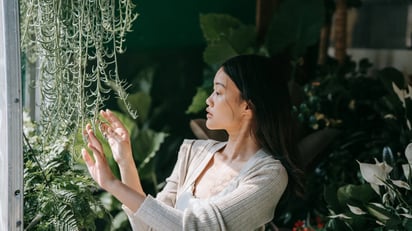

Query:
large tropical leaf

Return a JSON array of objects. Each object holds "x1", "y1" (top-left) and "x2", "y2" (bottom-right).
[
  {"x1": 199, "y1": 13, "x2": 257, "y2": 66},
  {"x1": 337, "y1": 184, "x2": 377, "y2": 206},
  {"x1": 133, "y1": 129, "x2": 168, "y2": 182},
  {"x1": 199, "y1": 13, "x2": 244, "y2": 43},
  {"x1": 119, "y1": 91, "x2": 151, "y2": 124},
  {"x1": 265, "y1": 0, "x2": 324, "y2": 58}
]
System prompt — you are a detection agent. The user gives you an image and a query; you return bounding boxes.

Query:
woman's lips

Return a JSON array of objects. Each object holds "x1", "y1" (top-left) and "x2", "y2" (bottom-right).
[{"x1": 206, "y1": 109, "x2": 212, "y2": 118}]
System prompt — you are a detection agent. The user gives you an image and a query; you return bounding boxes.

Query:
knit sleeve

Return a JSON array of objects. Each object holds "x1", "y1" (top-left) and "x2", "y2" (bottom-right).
[
  {"x1": 155, "y1": 139, "x2": 196, "y2": 206},
  {"x1": 122, "y1": 139, "x2": 196, "y2": 231},
  {"x1": 129, "y1": 156, "x2": 288, "y2": 231}
]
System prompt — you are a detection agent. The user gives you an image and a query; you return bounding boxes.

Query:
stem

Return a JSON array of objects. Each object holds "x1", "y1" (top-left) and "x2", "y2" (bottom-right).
[
  {"x1": 24, "y1": 213, "x2": 43, "y2": 231},
  {"x1": 23, "y1": 132, "x2": 51, "y2": 187}
]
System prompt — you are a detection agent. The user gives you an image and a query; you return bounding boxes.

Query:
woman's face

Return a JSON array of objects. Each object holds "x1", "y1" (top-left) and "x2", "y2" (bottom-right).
[{"x1": 205, "y1": 68, "x2": 248, "y2": 131}]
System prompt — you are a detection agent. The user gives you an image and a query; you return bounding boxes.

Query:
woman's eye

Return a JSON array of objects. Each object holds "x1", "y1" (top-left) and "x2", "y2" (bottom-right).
[{"x1": 212, "y1": 88, "x2": 222, "y2": 96}]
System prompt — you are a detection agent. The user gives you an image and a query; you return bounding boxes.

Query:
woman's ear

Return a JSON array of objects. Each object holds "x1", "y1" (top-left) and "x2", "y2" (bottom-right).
[{"x1": 242, "y1": 101, "x2": 253, "y2": 119}]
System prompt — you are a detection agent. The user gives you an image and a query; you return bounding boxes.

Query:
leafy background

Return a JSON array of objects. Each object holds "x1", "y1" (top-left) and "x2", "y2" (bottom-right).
[{"x1": 22, "y1": 0, "x2": 412, "y2": 230}]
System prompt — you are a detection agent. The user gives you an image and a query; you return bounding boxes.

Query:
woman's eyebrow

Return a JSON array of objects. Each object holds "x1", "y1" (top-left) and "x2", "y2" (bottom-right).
[{"x1": 214, "y1": 81, "x2": 226, "y2": 88}]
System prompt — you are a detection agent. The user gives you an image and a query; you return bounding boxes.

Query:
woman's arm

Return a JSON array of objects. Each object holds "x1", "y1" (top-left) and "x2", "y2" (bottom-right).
[
  {"x1": 127, "y1": 154, "x2": 288, "y2": 231},
  {"x1": 82, "y1": 122, "x2": 145, "y2": 212},
  {"x1": 99, "y1": 109, "x2": 145, "y2": 195}
]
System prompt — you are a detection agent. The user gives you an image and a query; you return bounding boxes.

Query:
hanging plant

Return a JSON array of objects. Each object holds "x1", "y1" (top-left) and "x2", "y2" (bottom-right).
[{"x1": 19, "y1": 0, "x2": 138, "y2": 143}]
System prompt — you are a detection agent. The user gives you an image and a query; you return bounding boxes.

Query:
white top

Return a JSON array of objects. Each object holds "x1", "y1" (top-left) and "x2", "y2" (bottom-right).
[
  {"x1": 122, "y1": 139, "x2": 288, "y2": 231},
  {"x1": 175, "y1": 185, "x2": 198, "y2": 211}
]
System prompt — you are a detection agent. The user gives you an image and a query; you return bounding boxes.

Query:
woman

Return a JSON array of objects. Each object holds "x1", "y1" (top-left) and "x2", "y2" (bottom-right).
[{"x1": 82, "y1": 54, "x2": 303, "y2": 230}]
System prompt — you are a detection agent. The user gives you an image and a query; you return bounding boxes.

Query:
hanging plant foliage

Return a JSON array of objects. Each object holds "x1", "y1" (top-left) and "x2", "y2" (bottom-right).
[{"x1": 19, "y1": 0, "x2": 139, "y2": 142}]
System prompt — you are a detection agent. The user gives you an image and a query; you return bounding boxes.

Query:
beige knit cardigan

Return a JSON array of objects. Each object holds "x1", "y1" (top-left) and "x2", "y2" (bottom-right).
[{"x1": 122, "y1": 139, "x2": 288, "y2": 231}]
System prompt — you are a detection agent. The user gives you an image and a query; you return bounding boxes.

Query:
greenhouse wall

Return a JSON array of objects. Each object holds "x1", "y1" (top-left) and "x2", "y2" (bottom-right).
[{"x1": 0, "y1": 0, "x2": 23, "y2": 230}]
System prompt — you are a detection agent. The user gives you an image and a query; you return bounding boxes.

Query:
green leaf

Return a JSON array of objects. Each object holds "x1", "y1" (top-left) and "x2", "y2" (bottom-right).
[
  {"x1": 337, "y1": 184, "x2": 377, "y2": 205},
  {"x1": 324, "y1": 218, "x2": 353, "y2": 231},
  {"x1": 405, "y1": 98, "x2": 412, "y2": 128},
  {"x1": 199, "y1": 13, "x2": 243, "y2": 43},
  {"x1": 130, "y1": 66, "x2": 155, "y2": 94},
  {"x1": 227, "y1": 25, "x2": 256, "y2": 53},
  {"x1": 384, "y1": 217, "x2": 403, "y2": 229},
  {"x1": 404, "y1": 218, "x2": 412, "y2": 231},
  {"x1": 134, "y1": 130, "x2": 167, "y2": 163},
  {"x1": 110, "y1": 211, "x2": 129, "y2": 230},
  {"x1": 199, "y1": 13, "x2": 257, "y2": 66},
  {"x1": 118, "y1": 91, "x2": 151, "y2": 123},
  {"x1": 203, "y1": 41, "x2": 239, "y2": 66},
  {"x1": 265, "y1": 0, "x2": 324, "y2": 58},
  {"x1": 186, "y1": 87, "x2": 210, "y2": 114},
  {"x1": 366, "y1": 203, "x2": 393, "y2": 223},
  {"x1": 324, "y1": 184, "x2": 343, "y2": 212},
  {"x1": 133, "y1": 130, "x2": 168, "y2": 181}
]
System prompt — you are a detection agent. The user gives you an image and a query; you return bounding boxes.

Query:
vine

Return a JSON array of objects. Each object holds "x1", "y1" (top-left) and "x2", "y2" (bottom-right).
[{"x1": 19, "y1": 0, "x2": 138, "y2": 143}]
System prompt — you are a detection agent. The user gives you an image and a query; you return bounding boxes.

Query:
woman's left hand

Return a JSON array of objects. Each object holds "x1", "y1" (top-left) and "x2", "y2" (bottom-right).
[
  {"x1": 99, "y1": 109, "x2": 134, "y2": 166},
  {"x1": 82, "y1": 123, "x2": 117, "y2": 191}
]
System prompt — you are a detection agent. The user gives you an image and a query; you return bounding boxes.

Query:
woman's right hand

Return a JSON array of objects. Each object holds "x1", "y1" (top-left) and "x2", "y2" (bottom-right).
[
  {"x1": 82, "y1": 123, "x2": 118, "y2": 190},
  {"x1": 99, "y1": 109, "x2": 134, "y2": 166},
  {"x1": 83, "y1": 124, "x2": 146, "y2": 211}
]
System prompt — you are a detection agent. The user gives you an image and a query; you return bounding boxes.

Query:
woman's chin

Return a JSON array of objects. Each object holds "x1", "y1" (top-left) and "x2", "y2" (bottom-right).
[{"x1": 205, "y1": 120, "x2": 216, "y2": 130}]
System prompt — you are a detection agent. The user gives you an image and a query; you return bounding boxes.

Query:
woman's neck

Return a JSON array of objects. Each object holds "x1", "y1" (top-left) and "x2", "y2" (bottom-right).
[{"x1": 221, "y1": 132, "x2": 260, "y2": 162}]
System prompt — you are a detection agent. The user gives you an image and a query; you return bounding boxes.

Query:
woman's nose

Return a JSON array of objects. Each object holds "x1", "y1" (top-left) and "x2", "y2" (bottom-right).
[{"x1": 206, "y1": 94, "x2": 212, "y2": 106}]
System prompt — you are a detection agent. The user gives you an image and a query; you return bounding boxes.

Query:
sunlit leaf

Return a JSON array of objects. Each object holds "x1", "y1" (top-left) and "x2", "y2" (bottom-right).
[
  {"x1": 405, "y1": 143, "x2": 412, "y2": 164},
  {"x1": 328, "y1": 214, "x2": 352, "y2": 219},
  {"x1": 186, "y1": 87, "x2": 210, "y2": 114},
  {"x1": 357, "y1": 159, "x2": 392, "y2": 186},
  {"x1": 390, "y1": 179, "x2": 410, "y2": 190},
  {"x1": 402, "y1": 164, "x2": 412, "y2": 180},
  {"x1": 366, "y1": 203, "x2": 392, "y2": 222},
  {"x1": 347, "y1": 204, "x2": 366, "y2": 215}
]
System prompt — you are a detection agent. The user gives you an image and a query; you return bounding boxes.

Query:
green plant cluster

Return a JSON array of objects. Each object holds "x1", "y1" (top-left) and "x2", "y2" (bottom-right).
[
  {"x1": 23, "y1": 111, "x2": 110, "y2": 230},
  {"x1": 22, "y1": 65, "x2": 171, "y2": 231},
  {"x1": 312, "y1": 60, "x2": 412, "y2": 230},
  {"x1": 293, "y1": 56, "x2": 412, "y2": 230},
  {"x1": 323, "y1": 151, "x2": 412, "y2": 230},
  {"x1": 23, "y1": 71, "x2": 170, "y2": 229}
]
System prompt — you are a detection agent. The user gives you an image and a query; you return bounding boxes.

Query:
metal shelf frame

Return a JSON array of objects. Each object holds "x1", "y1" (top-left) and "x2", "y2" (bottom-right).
[{"x1": 0, "y1": 0, "x2": 24, "y2": 230}]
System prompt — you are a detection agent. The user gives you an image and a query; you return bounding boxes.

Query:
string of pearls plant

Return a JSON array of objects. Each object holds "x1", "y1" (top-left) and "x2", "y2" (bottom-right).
[{"x1": 19, "y1": 0, "x2": 138, "y2": 143}]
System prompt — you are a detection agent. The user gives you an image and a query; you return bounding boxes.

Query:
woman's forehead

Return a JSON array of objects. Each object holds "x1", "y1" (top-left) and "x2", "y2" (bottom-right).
[
  {"x1": 213, "y1": 68, "x2": 241, "y2": 95},
  {"x1": 214, "y1": 68, "x2": 229, "y2": 86}
]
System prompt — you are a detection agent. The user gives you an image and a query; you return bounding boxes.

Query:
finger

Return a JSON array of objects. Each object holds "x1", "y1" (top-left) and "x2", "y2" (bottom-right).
[
  {"x1": 97, "y1": 122, "x2": 120, "y2": 142},
  {"x1": 98, "y1": 122, "x2": 110, "y2": 138},
  {"x1": 101, "y1": 109, "x2": 127, "y2": 130},
  {"x1": 86, "y1": 139, "x2": 108, "y2": 163},
  {"x1": 82, "y1": 148, "x2": 95, "y2": 167},
  {"x1": 86, "y1": 125, "x2": 104, "y2": 153},
  {"x1": 87, "y1": 143, "x2": 107, "y2": 164}
]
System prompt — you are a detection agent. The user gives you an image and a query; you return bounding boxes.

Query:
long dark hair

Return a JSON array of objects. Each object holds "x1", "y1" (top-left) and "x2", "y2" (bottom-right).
[{"x1": 221, "y1": 54, "x2": 304, "y2": 197}]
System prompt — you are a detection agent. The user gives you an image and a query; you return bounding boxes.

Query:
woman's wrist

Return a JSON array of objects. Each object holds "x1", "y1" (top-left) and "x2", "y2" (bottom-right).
[
  {"x1": 105, "y1": 178, "x2": 146, "y2": 212},
  {"x1": 104, "y1": 178, "x2": 122, "y2": 193},
  {"x1": 116, "y1": 154, "x2": 136, "y2": 168}
]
